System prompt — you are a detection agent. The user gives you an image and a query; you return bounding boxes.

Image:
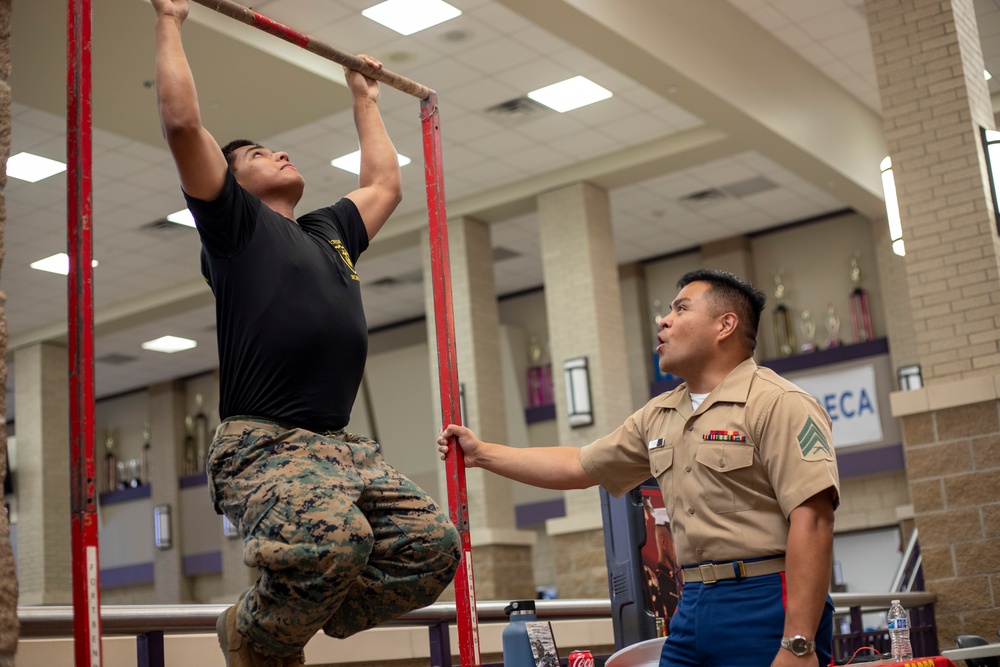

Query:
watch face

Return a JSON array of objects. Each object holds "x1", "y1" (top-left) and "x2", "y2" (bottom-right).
[{"x1": 782, "y1": 636, "x2": 815, "y2": 656}]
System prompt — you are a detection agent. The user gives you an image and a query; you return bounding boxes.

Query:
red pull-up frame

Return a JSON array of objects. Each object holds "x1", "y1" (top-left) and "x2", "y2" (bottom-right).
[
  {"x1": 66, "y1": 0, "x2": 480, "y2": 665},
  {"x1": 67, "y1": 0, "x2": 102, "y2": 665}
]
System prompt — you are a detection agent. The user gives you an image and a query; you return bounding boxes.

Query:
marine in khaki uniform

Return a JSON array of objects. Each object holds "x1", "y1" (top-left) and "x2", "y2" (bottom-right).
[{"x1": 439, "y1": 269, "x2": 839, "y2": 667}]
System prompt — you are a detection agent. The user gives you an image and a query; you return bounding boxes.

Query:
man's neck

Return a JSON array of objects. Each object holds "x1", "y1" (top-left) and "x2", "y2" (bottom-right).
[
  {"x1": 685, "y1": 373, "x2": 724, "y2": 395},
  {"x1": 261, "y1": 195, "x2": 296, "y2": 222},
  {"x1": 684, "y1": 354, "x2": 751, "y2": 394}
]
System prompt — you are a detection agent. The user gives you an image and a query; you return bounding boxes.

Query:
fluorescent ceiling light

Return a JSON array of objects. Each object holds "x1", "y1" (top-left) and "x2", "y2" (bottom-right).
[
  {"x1": 167, "y1": 208, "x2": 197, "y2": 228},
  {"x1": 8, "y1": 152, "x2": 67, "y2": 183},
  {"x1": 362, "y1": 0, "x2": 461, "y2": 36},
  {"x1": 527, "y1": 76, "x2": 613, "y2": 113},
  {"x1": 30, "y1": 252, "x2": 99, "y2": 275},
  {"x1": 986, "y1": 70, "x2": 993, "y2": 81},
  {"x1": 141, "y1": 335, "x2": 197, "y2": 354},
  {"x1": 331, "y1": 150, "x2": 411, "y2": 175},
  {"x1": 880, "y1": 156, "x2": 904, "y2": 257}
]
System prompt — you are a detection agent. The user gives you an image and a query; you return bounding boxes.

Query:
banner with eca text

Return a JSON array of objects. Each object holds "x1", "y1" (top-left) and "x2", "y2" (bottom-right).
[{"x1": 791, "y1": 364, "x2": 883, "y2": 448}]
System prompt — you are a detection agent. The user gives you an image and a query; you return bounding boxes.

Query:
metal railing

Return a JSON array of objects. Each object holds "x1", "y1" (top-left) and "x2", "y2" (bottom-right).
[
  {"x1": 20, "y1": 599, "x2": 612, "y2": 667},
  {"x1": 19, "y1": 592, "x2": 937, "y2": 667},
  {"x1": 831, "y1": 591, "x2": 938, "y2": 663},
  {"x1": 890, "y1": 528, "x2": 924, "y2": 593}
]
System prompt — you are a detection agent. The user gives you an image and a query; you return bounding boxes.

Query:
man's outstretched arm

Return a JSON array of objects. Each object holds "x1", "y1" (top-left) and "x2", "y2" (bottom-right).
[
  {"x1": 437, "y1": 424, "x2": 599, "y2": 491},
  {"x1": 342, "y1": 57, "x2": 403, "y2": 241},
  {"x1": 153, "y1": 0, "x2": 227, "y2": 202}
]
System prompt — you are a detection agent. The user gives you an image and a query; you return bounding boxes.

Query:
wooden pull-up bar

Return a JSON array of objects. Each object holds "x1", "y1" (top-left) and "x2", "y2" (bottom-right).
[{"x1": 191, "y1": 0, "x2": 433, "y2": 99}]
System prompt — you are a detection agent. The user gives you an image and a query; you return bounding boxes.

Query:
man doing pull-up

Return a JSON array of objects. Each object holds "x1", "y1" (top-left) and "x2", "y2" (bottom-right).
[{"x1": 151, "y1": 1, "x2": 460, "y2": 664}]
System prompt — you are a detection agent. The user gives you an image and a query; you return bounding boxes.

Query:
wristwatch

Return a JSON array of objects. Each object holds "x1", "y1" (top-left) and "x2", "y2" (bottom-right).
[{"x1": 780, "y1": 635, "x2": 816, "y2": 657}]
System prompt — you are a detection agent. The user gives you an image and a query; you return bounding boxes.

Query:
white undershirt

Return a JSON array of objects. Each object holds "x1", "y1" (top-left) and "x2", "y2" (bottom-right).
[{"x1": 690, "y1": 392, "x2": 710, "y2": 411}]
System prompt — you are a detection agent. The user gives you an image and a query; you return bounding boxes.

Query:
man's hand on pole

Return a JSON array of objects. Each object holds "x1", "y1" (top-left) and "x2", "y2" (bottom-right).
[{"x1": 151, "y1": 0, "x2": 190, "y2": 23}]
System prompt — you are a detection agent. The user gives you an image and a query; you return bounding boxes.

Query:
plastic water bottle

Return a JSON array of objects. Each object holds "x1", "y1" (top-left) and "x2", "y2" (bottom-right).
[
  {"x1": 887, "y1": 599, "x2": 913, "y2": 661},
  {"x1": 502, "y1": 600, "x2": 537, "y2": 667}
]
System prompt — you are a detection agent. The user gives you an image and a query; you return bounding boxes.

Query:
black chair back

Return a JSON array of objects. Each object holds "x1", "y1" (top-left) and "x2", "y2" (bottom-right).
[{"x1": 955, "y1": 634, "x2": 999, "y2": 667}]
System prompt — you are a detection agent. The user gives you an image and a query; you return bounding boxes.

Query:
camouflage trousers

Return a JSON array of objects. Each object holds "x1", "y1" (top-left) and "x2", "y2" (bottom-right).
[{"x1": 208, "y1": 417, "x2": 461, "y2": 658}]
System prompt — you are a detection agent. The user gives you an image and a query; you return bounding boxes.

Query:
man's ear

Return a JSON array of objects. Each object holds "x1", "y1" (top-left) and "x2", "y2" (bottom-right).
[{"x1": 718, "y1": 312, "x2": 739, "y2": 342}]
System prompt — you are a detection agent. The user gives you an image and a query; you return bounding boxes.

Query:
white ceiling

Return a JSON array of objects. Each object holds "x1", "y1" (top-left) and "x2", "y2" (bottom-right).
[{"x1": 5, "y1": 0, "x2": 1000, "y2": 418}]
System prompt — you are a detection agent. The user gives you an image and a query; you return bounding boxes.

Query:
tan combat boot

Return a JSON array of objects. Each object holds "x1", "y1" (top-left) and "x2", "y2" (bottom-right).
[{"x1": 216, "y1": 604, "x2": 306, "y2": 666}]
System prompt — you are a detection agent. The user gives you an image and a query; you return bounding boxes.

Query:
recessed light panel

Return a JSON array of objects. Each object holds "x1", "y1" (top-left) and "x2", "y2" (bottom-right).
[
  {"x1": 8, "y1": 152, "x2": 67, "y2": 183},
  {"x1": 30, "y1": 253, "x2": 98, "y2": 275},
  {"x1": 362, "y1": 0, "x2": 461, "y2": 36},
  {"x1": 331, "y1": 150, "x2": 412, "y2": 175},
  {"x1": 141, "y1": 335, "x2": 197, "y2": 354},
  {"x1": 527, "y1": 76, "x2": 613, "y2": 113}
]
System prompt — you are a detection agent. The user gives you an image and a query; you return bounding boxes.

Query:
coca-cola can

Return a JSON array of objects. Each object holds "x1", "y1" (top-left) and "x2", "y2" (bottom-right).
[{"x1": 567, "y1": 649, "x2": 594, "y2": 667}]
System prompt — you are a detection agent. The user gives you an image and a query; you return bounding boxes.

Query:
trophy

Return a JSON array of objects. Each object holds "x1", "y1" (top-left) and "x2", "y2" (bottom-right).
[
  {"x1": 128, "y1": 459, "x2": 140, "y2": 488},
  {"x1": 799, "y1": 309, "x2": 817, "y2": 353},
  {"x1": 103, "y1": 429, "x2": 118, "y2": 493},
  {"x1": 771, "y1": 270, "x2": 796, "y2": 357},
  {"x1": 848, "y1": 252, "x2": 874, "y2": 344},
  {"x1": 528, "y1": 335, "x2": 543, "y2": 366},
  {"x1": 140, "y1": 420, "x2": 151, "y2": 486},
  {"x1": 824, "y1": 303, "x2": 842, "y2": 349},
  {"x1": 527, "y1": 335, "x2": 543, "y2": 408},
  {"x1": 193, "y1": 393, "x2": 209, "y2": 473},
  {"x1": 116, "y1": 460, "x2": 127, "y2": 490},
  {"x1": 526, "y1": 335, "x2": 554, "y2": 407},
  {"x1": 183, "y1": 416, "x2": 197, "y2": 477}
]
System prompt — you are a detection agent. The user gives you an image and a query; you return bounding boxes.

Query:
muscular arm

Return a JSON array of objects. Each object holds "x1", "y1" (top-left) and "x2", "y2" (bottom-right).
[
  {"x1": 437, "y1": 424, "x2": 598, "y2": 491},
  {"x1": 773, "y1": 488, "x2": 836, "y2": 667},
  {"x1": 153, "y1": 0, "x2": 227, "y2": 201},
  {"x1": 342, "y1": 57, "x2": 403, "y2": 241}
]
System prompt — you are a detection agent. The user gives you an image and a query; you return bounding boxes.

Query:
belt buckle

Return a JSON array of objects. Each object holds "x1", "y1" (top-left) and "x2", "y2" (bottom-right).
[{"x1": 698, "y1": 563, "x2": 718, "y2": 584}]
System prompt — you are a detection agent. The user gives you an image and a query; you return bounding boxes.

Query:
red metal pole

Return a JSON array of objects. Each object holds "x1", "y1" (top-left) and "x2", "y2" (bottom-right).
[
  {"x1": 67, "y1": 0, "x2": 102, "y2": 664},
  {"x1": 421, "y1": 93, "x2": 480, "y2": 667},
  {"x1": 190, "y1": 0, "x2": 431, "y2": 99}
]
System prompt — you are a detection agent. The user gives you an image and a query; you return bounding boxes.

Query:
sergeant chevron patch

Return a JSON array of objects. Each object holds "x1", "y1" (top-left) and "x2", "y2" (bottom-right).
[{"x1": 797, "y1": 417, "x2": 832, "y2": 459}]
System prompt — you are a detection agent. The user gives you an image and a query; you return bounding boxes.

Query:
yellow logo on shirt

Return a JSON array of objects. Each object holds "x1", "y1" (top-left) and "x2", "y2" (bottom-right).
[{"x1": 329, "y1": 239, "x2": 360, "y2": 281}]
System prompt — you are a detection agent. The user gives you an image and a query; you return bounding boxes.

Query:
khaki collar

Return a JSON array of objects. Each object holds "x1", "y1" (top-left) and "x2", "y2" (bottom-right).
[{"x1": 652, "y1": 357, "x2": 758, "y2": 418}]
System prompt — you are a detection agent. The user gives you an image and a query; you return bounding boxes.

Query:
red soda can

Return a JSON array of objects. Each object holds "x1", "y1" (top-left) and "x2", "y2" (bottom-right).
[{"x1": 568, "y1": 649, "x2": 594, "y2": 667}]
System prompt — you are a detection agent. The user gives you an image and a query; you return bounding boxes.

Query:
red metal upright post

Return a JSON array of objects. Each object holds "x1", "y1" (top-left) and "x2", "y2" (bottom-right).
[
  {"x1": 421, "y1": 93, "x2": 480, "y2": 667},
  {"x1": 67, "y1": 0, "x2": 102, "y2": 664}
]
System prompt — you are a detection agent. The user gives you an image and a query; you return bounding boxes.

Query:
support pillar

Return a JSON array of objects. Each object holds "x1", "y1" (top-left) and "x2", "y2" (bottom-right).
[
  {"x1": 619, "y1": 263, "x2": 653, "y2": 409},
  {"x1": 148, "y1": 381, "x2": 192, "y2": 603},
  {"x1": 0, "y1": 0, "x2": 17, "y2": 659},
  {"x1": 423, "y1": 217, "x2": 535, "y2": 601},
  {"x1": 537, "y1": 182, "x2": 633, "y2": 598},
  {"x1": 13, "y1": 342, "x2": 71, "y2": 605},
  {"x1": 867, "y1": 0, "x2": 1000, "y2": 645}
]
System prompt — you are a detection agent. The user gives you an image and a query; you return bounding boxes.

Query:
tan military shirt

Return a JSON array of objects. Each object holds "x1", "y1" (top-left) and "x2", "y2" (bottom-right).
[{"x1": 580, "y1": 358, "x2": 839, "y2": 566}]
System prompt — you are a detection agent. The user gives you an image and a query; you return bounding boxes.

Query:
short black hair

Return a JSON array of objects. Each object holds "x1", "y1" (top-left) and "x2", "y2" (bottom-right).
[
  {"x1": 220, "y1": 139, "x2": 261, "y2": 171},
  {"x1": 677, "y1": 269, "x2": 767, "y2": 352}
]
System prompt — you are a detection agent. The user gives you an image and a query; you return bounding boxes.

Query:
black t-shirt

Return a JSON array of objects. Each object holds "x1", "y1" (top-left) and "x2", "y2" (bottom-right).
[{"x1": 185, "y1": 171, "x2": 370, "y2": 433}]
